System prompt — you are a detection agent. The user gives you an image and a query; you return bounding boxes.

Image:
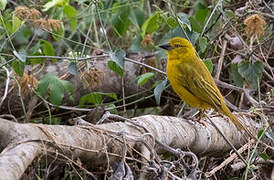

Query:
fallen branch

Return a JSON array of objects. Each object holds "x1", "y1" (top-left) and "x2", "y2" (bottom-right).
[{"x1": 0, "y1": 113, "x2": 259, "y2": 179}]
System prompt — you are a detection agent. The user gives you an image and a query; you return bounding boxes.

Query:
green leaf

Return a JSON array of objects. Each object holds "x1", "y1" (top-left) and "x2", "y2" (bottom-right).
[
  {"x1": 37, "y1": 74, "x2": 73, "y2": 105},
  {"x1": 230, "y1": 64, "x2": 244, "y2": 87},
  {"x1": 101, "y1": 92, "x2": 117, "y2": 100},
  {"x1": 141, "y1": 11, "x2": 164, "y2": 37},
  {"x1": 49, "y1": 79, "x2": 64, "y2": 105},
  {"x1": 238, "y1": 60, "x2": 264, "y2": 89},
  {"x1": 257, "y1": 129, "x2": 264, "y2": 139},
  {"x1": 52, "y1": 23, "x2": 65, "y2": 41},
  {"x1": 203, "y1": 58, "x2": 213, "y2": 74},
  {"x1": 166, "y1": 17, "x2": 178, "y2": 28},
  {"x1": 106, "y1": 103, "x2": 118, "y2": 114},
  {"x1": 224, "y1": 9, "x2": 236, "y2": 19},
  {"x1": 137, "y1": 72, "x2": 154, "y2": 86},
  {"x1": 198, "y1": 37, "x2": 208, "y2": 53},
  {"x1": 129, "y1": 7, "x2": 146, "y2": 29},
  {"x1": 154, "y1": 78, "x2": 167, "y2": 105},
  {"x1": 177, "y1": 13, "x2": 191, "y2": 31},
  {"x1": 68, "y1": 62, "x2": 77, "y2": 75},
  {"x1": 13, "y1": 50, "x2": 26, "y2": 62},
  {"x1": 107, "y1": 60, "x2": 124, "y2": 77},
  {"x1": 195, "y1": 5, "x2": 209, "y2": 23},
  {"x1": 63, "y1": 5, "x2": 77, "y2": 18},
  {"x1": 12, "y1": 60, "x2": 25, "y2": 77},
  {"x1": 42, "y1": 0, "x2": 69, "y2": 11},
  {"x1": 112, "y1": 7, "x2": 131, "y2": 36},
  {"x1": 29, "y1": 52, "x2": 45, "y2": 65},
  {"x1": 12, "y1": 15, "x2": 23, "y2": 33},
  {"x1": 111, "y1": 2, "x2": 123, "y2": 13},
  {"x1": 64, "y1": 5, "x2": 77, "y2": 30},
  {"x1": 110, "y1": 49, "x2": 126, "y2": 69},
  {"x1": 37, "y1": 76, "x2": 49, "y2": 97},
  {"x1": 189, "y1": 17, "x2": 202, "y2": 33},
  {"x1": 259, "y1": 153, "x2": 269, "y2": 161},
  {"x1": 0, "y1": 0, "x2": 7, "y2": 10},
  {"x1": 60, "y1": 79, "x2": 74, "y2": 101},
  {"x1": 129, "y1": 34, "x2": 149, "y2": 53},
  {"x1": 80, "y1": 93, "x2": 102, "y2": 105},
  {"x1": 249, "y1": 164, "x2": 259, "y2": 170},
  {"x1": 40, "y1": 40, "x2": 55, "y2": 56}
]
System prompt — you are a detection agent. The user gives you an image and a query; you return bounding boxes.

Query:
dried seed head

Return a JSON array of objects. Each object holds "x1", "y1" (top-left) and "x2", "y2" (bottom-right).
[
  {"x1": 33, "y1": 19, "x2": 62, "y2": 31},
  {"x1": 33, "y1": 18, "x2": 49, "y2": 30},
  {"x1": 141, "y1": 34, "x2": 154, "y2": 47},
  {"x1": 14, "y1": 6, "x2": 41, "y2": 21},
  {"x1": 29, "y1": 8, "x2": 41, "y2": 20},
  {"x1": 18, "y1": 73, "x2": 38, "y2": 95},
  {"x1": 244, "y1": 14, "x2": 266, "y2": 37},
  {"x1": 14, "y1": 6, "x2": 30, "y2": 21},
  {"x1": 47, "y1": 19, "x2": 62, "y2": 31},
  {"x1": 80, "y1": 68, "x2": 105, "y2": 90}
]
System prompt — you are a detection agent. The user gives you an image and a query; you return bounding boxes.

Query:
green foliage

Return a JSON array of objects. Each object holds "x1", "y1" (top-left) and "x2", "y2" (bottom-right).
[
  {"x1": 238, "y1": 60, "x2": 264, "y2": 89},
  {"x1": 154, "y1": 78, "x2": 167, "y2": 105},
  {"x1": 231, "y1": 63, "x2": 244, "y2": 87},
  {"x1": 203, "y1": 58, "x2": 213, "y2": 74},
  {"x1": 257, "y1": 129, "x2": 264, "y2": 139},
  {"x1": 43, "y1": 0, "x2": 69, "y2": 11},
  {"x1": 12, "y1": 60, "x2": 25, "y2": 77},
  {"x1": 37, "y1": 74, "x2": 74, "y2": 105},
  {"x1": 68, "y1": 62, "x2": 77, "y2": 75},
  {"x1": 0, "y1": 0, "x2": 7, "y2": 10},
  {"x1": 129, "y1": 34, "x2": 150, "y2": 52},
  {"x1": 111, "y1": 3, "x2": 131, "y2": 36},
  {"x1": 259, "y1": 153, "x2": 269, "y2": 161},
  {"x1": 198, "y1": 36, "x2": 208, "y2": 53},
  {"x1": 189, "y1": 1, "x2": 210, "y2": 33},
  {"x1": 110, "y1": 49, "x2": 126, "y2": 69},
  {"x1": 129, "y1": 7, "x2": 146, "y2": 29},
  {"x1": 52, "y1": 23, "x2": 65, "y2": 41},
  {"x1": 40, "y1": 40, "x2": 55, "y2": 57},
  {"x1": 142, "y1": 11, "x2": 164, "y2": 37},
  {"x1": 12, "y1": 15, "x2": 23, "y2": 34},
  {"x1": 13, "y1": 50, "x2": 26, "y2": 63},
  {"x1": 107, "y1": 61, "x2": 124, "y2": 77},
  {"x1": 137, "y1": 72, "x2": 154, "y2": 86},
  {"x1": 79, "y1": 92, "x2": 117, "y2": 105},
  {"x1": 177, "y1": 13, "x2": 192, "y2": 31},
  {"x1": 63, "y1": 5, "x2": 78, "y2": 30}
]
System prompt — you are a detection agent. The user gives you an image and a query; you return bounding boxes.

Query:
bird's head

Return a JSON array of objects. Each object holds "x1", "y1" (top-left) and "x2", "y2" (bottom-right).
[{"x1": 159, "y1": 37, "x2": 196, "y2": 58}]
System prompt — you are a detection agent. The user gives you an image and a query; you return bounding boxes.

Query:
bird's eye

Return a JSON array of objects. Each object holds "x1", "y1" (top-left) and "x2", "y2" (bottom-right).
[{"x1": 174, "y1": 44, "x2": 183, "y2": 47}]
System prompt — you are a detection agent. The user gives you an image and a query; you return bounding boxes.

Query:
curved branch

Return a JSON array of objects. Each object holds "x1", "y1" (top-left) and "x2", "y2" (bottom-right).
[{"x1": 0, "y1": 113, "x2": 258, "y2": 179}]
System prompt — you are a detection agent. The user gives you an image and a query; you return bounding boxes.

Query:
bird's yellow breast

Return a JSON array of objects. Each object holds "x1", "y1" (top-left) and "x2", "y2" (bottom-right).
[{"x1": 166, "y1": 59, "x2": 211, "y2": 109}]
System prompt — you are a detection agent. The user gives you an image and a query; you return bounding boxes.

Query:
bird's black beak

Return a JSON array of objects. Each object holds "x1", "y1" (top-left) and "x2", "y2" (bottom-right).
[{"x1": 159, "y1": 43, "x2": 173, "y2": 50}]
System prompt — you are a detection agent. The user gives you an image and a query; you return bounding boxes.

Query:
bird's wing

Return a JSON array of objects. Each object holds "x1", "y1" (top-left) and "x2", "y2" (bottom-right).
[{"x1": 178, "y1": 63, "x2": 222, "y2": 109}]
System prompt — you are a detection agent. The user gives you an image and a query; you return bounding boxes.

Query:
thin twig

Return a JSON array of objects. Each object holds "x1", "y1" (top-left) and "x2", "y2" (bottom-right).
[
  {"x1": 215, "y1": 39, "x2": 227, "y2": 80},
  {"x1": 206, "y1": 140, "x2": 254, "y2": 177},
  {"x1": 204, "y1": 114, "x2": 248, "y2": 166},
  {"x1": 0, "y1": 66, "x2": 11, "y2": 108}
]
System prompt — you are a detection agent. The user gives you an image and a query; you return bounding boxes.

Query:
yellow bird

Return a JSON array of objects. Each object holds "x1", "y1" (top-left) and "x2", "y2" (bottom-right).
[{"x1": 159, "y1": 37, "x2": 245, "y2": 131}]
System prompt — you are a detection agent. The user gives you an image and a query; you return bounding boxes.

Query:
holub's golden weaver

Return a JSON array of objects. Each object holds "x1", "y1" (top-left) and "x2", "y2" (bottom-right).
[{"x1": 159, "y1": 37, "x2": 250, "y2": 134}]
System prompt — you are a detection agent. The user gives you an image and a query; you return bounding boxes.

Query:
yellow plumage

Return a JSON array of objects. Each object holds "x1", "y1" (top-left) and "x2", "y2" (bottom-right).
[{"x1": 160, "y1": 37, "x2": 245, "y2": 131}]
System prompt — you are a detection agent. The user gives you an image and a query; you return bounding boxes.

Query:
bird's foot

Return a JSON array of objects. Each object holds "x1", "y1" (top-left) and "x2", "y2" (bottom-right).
[
  {"x1": 184, "y1": 116, "x2": 206, "y2": 127},
  {"x1": 196, "y1": 119, "x2": 206, "y2": 126}
]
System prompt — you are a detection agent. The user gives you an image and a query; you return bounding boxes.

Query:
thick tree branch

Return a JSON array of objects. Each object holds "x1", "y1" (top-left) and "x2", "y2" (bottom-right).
[{"x1": 0, "y1": 113, "x2": 259, "y2": 179}]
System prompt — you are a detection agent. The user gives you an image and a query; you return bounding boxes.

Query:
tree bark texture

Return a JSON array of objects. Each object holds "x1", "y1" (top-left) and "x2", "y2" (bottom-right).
[{"x1": 0, "y1": 113, "x2": 257, "y2": 179}]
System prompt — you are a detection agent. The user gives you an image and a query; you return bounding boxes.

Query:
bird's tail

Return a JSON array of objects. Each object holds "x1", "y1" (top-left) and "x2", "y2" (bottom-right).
[{"x1": 221, "y1": 104, "x2": 256, "y2": 139}]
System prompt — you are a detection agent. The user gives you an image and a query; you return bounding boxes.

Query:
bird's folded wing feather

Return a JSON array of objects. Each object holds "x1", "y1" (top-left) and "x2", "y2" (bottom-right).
[{"x1": 178, "y1": 64, "x2": 222, "y2": 109}]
